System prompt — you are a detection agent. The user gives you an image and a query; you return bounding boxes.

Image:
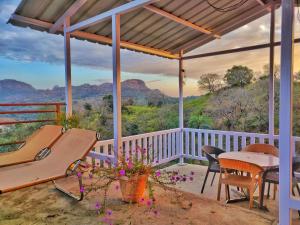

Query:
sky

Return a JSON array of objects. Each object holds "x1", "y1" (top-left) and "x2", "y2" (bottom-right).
[{"x1": 0, "y1": 0, "x2": 300, "y2": 97}]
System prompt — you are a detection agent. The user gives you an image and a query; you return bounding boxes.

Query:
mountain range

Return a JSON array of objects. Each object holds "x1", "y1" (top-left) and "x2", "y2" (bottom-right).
[{"x1": 0, "y1": 79, "x2": 174, "y2": 104}]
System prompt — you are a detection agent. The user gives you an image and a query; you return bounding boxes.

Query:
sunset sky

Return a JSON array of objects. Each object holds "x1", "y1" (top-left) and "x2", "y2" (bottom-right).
[{"x1": 0, "y1": 0, "x2": 300, "y2": 97}]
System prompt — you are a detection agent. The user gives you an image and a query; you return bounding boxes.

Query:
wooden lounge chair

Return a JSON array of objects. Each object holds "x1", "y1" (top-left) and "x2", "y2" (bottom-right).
[
  {"x1": 0, "y1": 128, "x2": 100, "y2": 201},
  {"x1": 0, "y1": 125, "x2": 64, "y2": 167},
  {"x1": 217, "y1": 158, "x2": 263, "y2": 208}
]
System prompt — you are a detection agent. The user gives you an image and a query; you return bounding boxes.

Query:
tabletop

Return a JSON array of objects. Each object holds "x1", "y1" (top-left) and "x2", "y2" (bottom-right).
[{"x1": 218, "y1": 152, "x2": 279, "y2": 169}]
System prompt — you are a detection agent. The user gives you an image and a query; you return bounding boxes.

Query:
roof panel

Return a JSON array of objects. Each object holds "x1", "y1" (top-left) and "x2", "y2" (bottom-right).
[{"x1": 8, "y1": 0, "x2": 277, "y2": 58}]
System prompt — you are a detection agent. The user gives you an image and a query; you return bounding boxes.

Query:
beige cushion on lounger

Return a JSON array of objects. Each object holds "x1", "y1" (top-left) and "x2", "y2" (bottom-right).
[
  {"x1": 0, "y1": 128, "x2": 97, "y2": 194},
  {"x1": 0, "y1": 125, "x2": 63, "y2": 167}
]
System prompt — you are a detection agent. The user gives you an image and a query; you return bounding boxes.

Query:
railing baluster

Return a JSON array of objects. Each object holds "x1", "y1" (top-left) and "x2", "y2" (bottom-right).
[
  {"x1": 185, "y1": 130, "x2": 190, "y2": 156},
  {"x1": 233, "y1": 135, "x2": 238, "y2": 151},
  {"x1": 172, "y1": 132, "x2": 176, "y2": 157},
  {"x1": 168, "y1": 133, "x2": 171, "y2": 159},
  {"x1": 218, "y1": 134, "x2": 223, "y2": 149},
  {"x1": 204, "y1": 132, "x2": 208, "y2": 145},
  {"x1": 159, "y1": 134, "x2": 163, "y2": 161},
  {"x1": 191, "y1": 131, "x2": 195, "y2": 157},
  {"x1": 164, "y1": 134, "x2": 167, "y2": 159},
  {"x1": 211, "y1": 133, "x2": 215, "y2": 146},
  {"x1": 198, "y1": 131, "x2": 202, "y2": 157},
  {"x1": 226, "y1": 134, "x2": 231, "y2": 152}
]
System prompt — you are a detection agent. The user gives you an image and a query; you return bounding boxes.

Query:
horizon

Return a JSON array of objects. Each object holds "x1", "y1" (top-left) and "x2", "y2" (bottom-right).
[{"x1": 1, "y1": 1, "x2": 300, "y2": 97}]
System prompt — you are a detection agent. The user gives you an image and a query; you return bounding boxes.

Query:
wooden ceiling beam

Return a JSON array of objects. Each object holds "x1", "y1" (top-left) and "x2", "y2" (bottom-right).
[
  {"x1": 9, "y1": 14, "x2": 179, "y2": 59},
  {"x1": 171, "y1": 1, "x2": 279, "y2": 54},
  {"x1": 143, "y1": 4, "x2": 220, "y2": 38},
  {"x1": 49, "y1": 0, "x2": 87, "y2": 33}
]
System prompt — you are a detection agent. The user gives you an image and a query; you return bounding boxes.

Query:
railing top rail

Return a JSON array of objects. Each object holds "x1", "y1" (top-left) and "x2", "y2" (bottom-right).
[
  {"x1": 183, "y1": 128, "x2": 271, "y2": 137},
  {"x1": 0, "y1": 102, "x2": 65, "y2": 107}
]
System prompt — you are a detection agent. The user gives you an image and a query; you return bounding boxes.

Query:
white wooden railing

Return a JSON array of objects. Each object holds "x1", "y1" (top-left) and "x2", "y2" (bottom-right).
[
  {"x1": 88, "y1": 128, "x2": 181, "y2": 166},
  {"x1": 183, "y1": 128, "x2": 300, "y2": 160},
  {"x1": 88, "y1": 127, "x2": 300, "y2": 166}
]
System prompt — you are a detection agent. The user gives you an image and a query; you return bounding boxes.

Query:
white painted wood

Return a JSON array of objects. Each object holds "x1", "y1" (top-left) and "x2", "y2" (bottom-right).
[
  {"x1": 164, "y1": 134, "x2": 167, "y2": 159},
  {"x1": 50, "y1": 0, "x2": 87, "y2": 33},
  {"x1": 179, "y1": 50, "x2": 184, "y2": 163},
  {"x1": 153, "y1": 135, "x2": 158, "y2": 162},
  {"x1": 191, "y1": 131, "x2": 195, "y2": 157},
  {"x1": 233, "y1": 135, "x2": 238, "y2": 151},
  {"x1": 198, "y1": 132, "x2": 202, "y2": 157},
  {"x1": 226, "y1": 134, "x2": 231, "y2": 152},
  {"x1": 112, "y1": 14, "x2": 122, "y2": 165},
  {"x1": 279, "y1": 0, "x2": 295, "y2": 223},
  {"x1": 241, "y1": 135, "x2": 247, "y2": 148},
  {"x1": 185, "y1": 131, "x2": 190, "y2": 156},
  {"x1": 259, "y1": 136, "x2": 264, "y2": 144},
  {"x1": 125, "y1": 140, "x2": 130, "y2": 160},
  {"x1": 204, "y1": 132, "x2": 209, "y2": 145},
  {"x1": 64, "y1": 17, "x2": 72, "y2": 117},
  {"x1": 172, "y1": 132, "x2": 176, "y2": 157},
  {"x1": 68, "y1": 0, "x2": 159, "y2": 32},
  {"x1": 218, "y1": 134, "x2": 223, "y2": 149},
  {"x1": 269, "y1": 2, "x2": 275, "y2": 145},
  {"x1": 211, "y1": 133, "x2": 215, "y2": 146},
  {"x1": 168, "y1": 133, "x2": 172, "y2": 158},
  {"x1": 159, "y1": 134, "x2": 163, "y2": 162}
]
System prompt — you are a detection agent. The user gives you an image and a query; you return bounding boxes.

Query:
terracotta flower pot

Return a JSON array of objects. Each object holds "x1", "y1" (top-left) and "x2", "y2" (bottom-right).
[{"x1": 119, "y1": 174, "x2": 148, "y2": 203}]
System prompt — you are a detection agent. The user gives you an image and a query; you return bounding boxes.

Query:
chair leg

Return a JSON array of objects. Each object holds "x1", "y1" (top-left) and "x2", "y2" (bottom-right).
[
  {"x1": 267, "y1": 182, "x2": 271, "y2": 199},
  {"x1": 273, "y1": 184, "x2": 277, "y2": 200},
  {"x1": 211, "y1": 172, "x2": 216, "y2": 186},
  {"x1": 217, "y1": 177, "x2": 222, "y2": 201},
  {"x1": 249, "y1": 185, "x2": 254, "y2": 209},
  {"x1": 53, "y1": 175, "x2": 84, "y2": 201},
  {"x1": 201, "y1": 168, "x2": 210, "y2": 194},
  {"x1": 226, "y1": 185, "x2": 230, "y2": 201},
  {"x1": 260, "y1": 179, "x2": 266, "y2": 208}
]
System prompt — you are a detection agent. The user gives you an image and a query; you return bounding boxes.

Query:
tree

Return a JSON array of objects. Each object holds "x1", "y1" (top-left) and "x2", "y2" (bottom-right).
[
  {"x1": 262, "y1": 64, "x2": 280, "y2": 78},
  {"x1": 224, "y1": 65, "x2": 253, "y2": 87},
  {"x1": 197, "y1": 73, "x2": 221, "y2": 93},
  {"x1": 83, "y1": 103, "x2": 92, "y2": 112}
]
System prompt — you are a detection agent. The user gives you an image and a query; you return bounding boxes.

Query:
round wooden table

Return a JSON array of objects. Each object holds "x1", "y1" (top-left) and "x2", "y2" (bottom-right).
[
  {"x1": 219, "y1": 152, "x2": 279, "y2": 169},
  {"x1": 218, "y1": 151, "x2": 279, "y2": 209}
]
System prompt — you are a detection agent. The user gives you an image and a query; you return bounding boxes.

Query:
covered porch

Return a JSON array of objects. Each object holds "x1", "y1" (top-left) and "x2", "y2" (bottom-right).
[{"x1": 4, "y1": 0, "x2": 300, "y2": 224}]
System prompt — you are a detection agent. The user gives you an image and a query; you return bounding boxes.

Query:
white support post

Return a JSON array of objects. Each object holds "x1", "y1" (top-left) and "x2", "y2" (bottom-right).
[
  {"x1": 112, "y1": 14, "x2": 122, "y2": 165},
  {"x1": 279, "y1": 0, "x2": 294, "y2": 224},
  {"x1": 64, "y1": 17, "x2": 72, "y2": 117},
  {"x1": 179, "y1": 50, "x2": 184, "y2": 164},
  {"x1": 268, "y1": 2, "x2": 275, "y2": 145}
]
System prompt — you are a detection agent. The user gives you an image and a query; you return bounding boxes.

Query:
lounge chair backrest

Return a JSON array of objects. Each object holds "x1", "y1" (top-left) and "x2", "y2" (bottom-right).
[
  {"x1": 0, "y1": 128, "x2": 98, "y2": 194},
  {"x1": 0, "y1": 125, "x2": 63, "y2": 167}
]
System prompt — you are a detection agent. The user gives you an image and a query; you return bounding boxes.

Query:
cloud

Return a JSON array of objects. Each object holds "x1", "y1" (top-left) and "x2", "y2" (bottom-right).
[{"x1": 1, "y1": 0, "x2": 300, "y2": 81}]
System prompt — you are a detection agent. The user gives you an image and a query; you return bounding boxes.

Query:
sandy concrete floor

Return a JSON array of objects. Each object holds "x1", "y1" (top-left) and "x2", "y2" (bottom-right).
[{"x1": 0, "y1": 163, "x2": 298, "y2": 225}]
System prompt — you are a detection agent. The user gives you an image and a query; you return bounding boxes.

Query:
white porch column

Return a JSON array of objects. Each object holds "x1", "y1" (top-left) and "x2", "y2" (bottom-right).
[
  {"x1": 112, "y1": 14, "x2": 122, "y2": 165},
  {"x1": 279, "y1": 0, "x2": 294, "y2": 224},
  {"x1": 179, "y1": 50, "x2": 184, "y2": 164},
  {"x1": 268, "y1": 2, "x2": 275, "y2": 144},
  {"x1": 64, "y1": 17, "x2": 73, "y2": 117}
]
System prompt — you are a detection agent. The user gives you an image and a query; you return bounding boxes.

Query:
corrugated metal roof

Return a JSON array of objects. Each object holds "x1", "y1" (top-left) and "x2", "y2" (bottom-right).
[{"x1": 8, "y1": 0, "x2": 277, "y2": 59}]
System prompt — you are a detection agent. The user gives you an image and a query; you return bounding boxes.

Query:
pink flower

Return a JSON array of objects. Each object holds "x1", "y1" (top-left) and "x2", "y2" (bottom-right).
[
  {"x1": 155, "y1": 171, "x2": 161, "y2": 177},
  {"x1": 89, "y1": 173, "x2": 93, "y2": 179},
  {"x1": 190, "y1": 171, "x2": 195, "y2": 176},
  {"x1": 153, "y1": 210, "x2": 159, "y2": 215},
  {"x1": 80, "y1": 186, "x2": 84, "y2": 193},
  {"x1": 115, "y1": 185, "x2": 119, "y2": 190},
  {"x1": 147, "y1": 200, "x2": 152, "y2": 207},
  {"x1": 95, "y1": 202, "x2": 101, "y2": 210},
  {"x1": 106, "y1": 209, "x2": 112, "y2": 216},
  {"x1": 189, "y1": 177, "x2": 194, "y2": 181},
  {"x1": 127, "y1": 161, "x2": 133, "y2": 169},
  {"x1": 119, "y1": 169, "x2": 126, "y2": 176},
  {"x1": 77, "y1": 172, "x2": 82, "y2": 178},
  {"x1": 140, "y1": 198, "x2": 145, "y2": 203}
]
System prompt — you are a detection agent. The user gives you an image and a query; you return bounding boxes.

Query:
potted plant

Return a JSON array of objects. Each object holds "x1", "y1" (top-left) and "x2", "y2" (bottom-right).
[{"x1": 80, "y1": 146, "x2": 195, "y2": 221}]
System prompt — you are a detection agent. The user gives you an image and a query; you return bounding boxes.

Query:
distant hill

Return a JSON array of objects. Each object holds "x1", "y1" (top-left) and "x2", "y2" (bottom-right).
[{"x1": 0, "y1": 79, "x2": 175, "y2": 104}]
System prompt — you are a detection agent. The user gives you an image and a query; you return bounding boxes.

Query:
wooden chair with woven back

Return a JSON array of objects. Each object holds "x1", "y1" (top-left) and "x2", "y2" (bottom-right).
[{"x1": 217, "y1": 158, "x2": 264, "y2": 208}]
